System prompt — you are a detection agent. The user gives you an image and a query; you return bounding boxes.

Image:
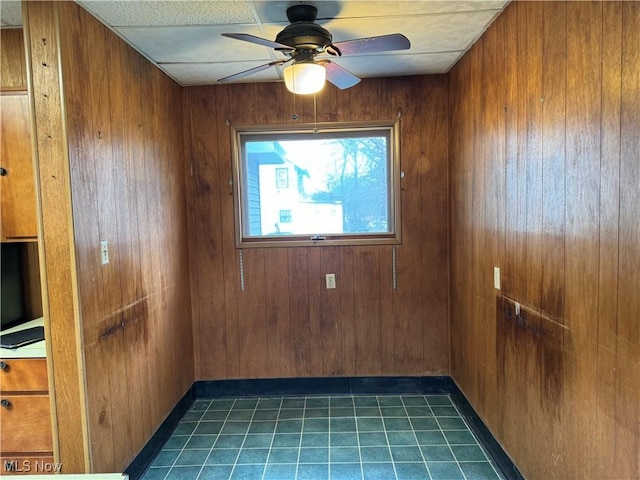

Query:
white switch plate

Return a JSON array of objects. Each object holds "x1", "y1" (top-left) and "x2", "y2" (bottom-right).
[
  {"x1": 100, "y1": 240, "x2": 109, "y2": 265},
  {"x1": 326, "y1": 273, "x2": 336, "y2": 289},
  {"x1": 493, "y1": 267, "x2": 500, "y2": 290}
]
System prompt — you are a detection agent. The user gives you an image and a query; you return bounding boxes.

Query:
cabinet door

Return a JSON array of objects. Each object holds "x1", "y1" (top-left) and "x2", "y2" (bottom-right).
[
  {"x1": 0, "y1": 395, "x2": 52, "y2": 452},
  {"x1": 0, "y1": 93, "x2": 37, "y2": 241}
]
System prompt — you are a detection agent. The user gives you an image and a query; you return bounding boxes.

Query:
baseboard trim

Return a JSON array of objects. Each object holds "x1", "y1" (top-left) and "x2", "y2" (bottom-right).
[
  {"x1": 125, "y1": 376, "x2": 522, "y2": 480},
  {"x1": 123, "y1": 385, "x2": 195, "y2": 479},
  {"x1": 449, "y1": 381, "x2": 525, "y2": 480},
  {"x1": 193, "y1": 375, "x2": 454, "y2": 398}
]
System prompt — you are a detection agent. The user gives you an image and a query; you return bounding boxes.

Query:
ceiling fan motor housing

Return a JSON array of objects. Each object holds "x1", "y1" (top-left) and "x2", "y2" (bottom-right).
[
  {"x1": 276, "y1": 4, "x2": 332, "y2": 50},
  {"x1": 276, "y1": 23, "x2": 333, "y2": 50}
]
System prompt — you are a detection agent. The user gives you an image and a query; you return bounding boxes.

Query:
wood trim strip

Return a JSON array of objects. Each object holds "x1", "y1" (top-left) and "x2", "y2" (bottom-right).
[{"x1": 22, "y1": 0, "x2": 89, "y2": 473}]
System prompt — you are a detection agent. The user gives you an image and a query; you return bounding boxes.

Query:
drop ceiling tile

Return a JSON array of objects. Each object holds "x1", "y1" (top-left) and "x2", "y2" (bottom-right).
[
  {"x1": 6, "y1": 1, "x2": 508, "y2": 88},
  {"x1": 333, "y1": 51, "x2": 462, "y2": 78},
  {"x1": 116, "y1": 25, "x2": 278, "y2": 63},
  {"x1": 0, "y1": 1, "x2": 22, "y2": 27},
  {"x1": 78, "y1": 0, "x2": 256, "y2": 27},
  {"x1": 260, "y1": 9, "x2": 501, "y2": 55},
  {"x1": 161, "y1": 61, "x2": 282, "y2": 86},
  {"x1": 255, "y1": 0, "x2": 507, "y2": 23}
]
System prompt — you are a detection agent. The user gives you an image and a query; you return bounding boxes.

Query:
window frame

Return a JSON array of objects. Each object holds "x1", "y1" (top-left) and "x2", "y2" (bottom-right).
[{"x1": 231, "y1": 120, "x2": 402, "y2": 248}]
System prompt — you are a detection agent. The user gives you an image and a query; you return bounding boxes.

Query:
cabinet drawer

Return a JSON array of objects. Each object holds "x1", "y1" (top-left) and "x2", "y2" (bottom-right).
[
  {"x1": 1, "y1": 455, "x2": 56, "y2": 475},
  {"x1": 0, "y1": 394, "x2": 52, "y2": 452},
  {"x1": 0, "y1": 358, "x2": 48, "y2": 392}
]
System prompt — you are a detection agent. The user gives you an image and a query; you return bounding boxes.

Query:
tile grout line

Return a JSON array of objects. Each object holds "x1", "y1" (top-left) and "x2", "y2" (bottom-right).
[
  {"x1": 376, "y1": 395, "x2": 399, "y2": 480},
  {"x1": 449, "y1": 396, "x2": 504, "y2": 480},
  {"x1": 327, "y1": 396, "x2": 332, "y2": 480},
  {"x1": 193, "y1": 399, "x2": 234, "y2": 480},
  {"x1": 261, "y1": 397, "x2": 284, "y2": 480},
  {"x1": 292, "y1": 397, "x2": 305, "y2": 480},
  {"x1": 434, "y1": 395, "x2": 469, "y2": 480},
  {"x1": 352, "y1": 395, "x2": 365, "y2": 480},
  {"x1": 161, "y1": 399, "x2": 214, "y2": 480},
  {"x1": 229, "y1": 398, "x2": 260, "y2": 480},
  {"x1": 401, "y1": 395, "x2": 433, "y2": 480}
]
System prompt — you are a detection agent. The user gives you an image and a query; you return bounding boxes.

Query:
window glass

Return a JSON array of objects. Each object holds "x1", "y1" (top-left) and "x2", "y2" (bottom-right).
[{"x1": 232, "y1": 122, "x2": 401, "y2": 247}]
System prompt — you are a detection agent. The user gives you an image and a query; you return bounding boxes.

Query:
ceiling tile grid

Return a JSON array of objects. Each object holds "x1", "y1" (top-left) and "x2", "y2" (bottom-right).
[{"x1": 2, "y1": 1, "x2": 508, "y2": 86}]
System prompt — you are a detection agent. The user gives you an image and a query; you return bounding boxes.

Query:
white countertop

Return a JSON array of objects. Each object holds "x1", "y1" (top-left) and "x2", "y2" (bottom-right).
[{"x1": 0, "y1": 317, "x2": 46, "y2": 359}]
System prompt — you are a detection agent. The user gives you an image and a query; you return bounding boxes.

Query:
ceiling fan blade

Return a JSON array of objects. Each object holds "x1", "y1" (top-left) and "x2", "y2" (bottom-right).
[
  {"x1": 322, "y1": 61, "x2": 361, "y2": 90},
  {"x1": 332, "y1": 33, "x2": 410, "y2": 55},
  {"x1": 218, "y1": 60, "x2": 289, "y2": 83},
  {"x1": 221, "y1": 33, "x2": 293, "y2": 51}
]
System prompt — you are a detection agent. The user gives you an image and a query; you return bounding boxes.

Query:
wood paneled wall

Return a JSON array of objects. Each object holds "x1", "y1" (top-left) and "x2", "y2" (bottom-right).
[
  {"x1": 449, "y1": 2, "x2": 639, "y2": 479},
  {"x1": 184, "y1": 76, "x2": 449, "y2": 380},
  {"x1": 25, "y1": 2, "x2": 194, "y2": 473}
]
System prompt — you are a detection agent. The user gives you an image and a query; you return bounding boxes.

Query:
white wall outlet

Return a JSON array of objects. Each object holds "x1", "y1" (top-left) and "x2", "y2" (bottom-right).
[
  {"x1": 494, "y1": 267, "x2": 501, "y2": 290},
  {"x1": 325, "y1": 273, "x2": 336, "y2": 289},
  {"x1": 100, "y1": 240, "x2": 109, "y2": 265}
]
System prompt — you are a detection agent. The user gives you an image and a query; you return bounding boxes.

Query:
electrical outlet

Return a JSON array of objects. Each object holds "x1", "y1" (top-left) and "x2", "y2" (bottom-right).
[
  {"x1": 325, "y1": 273, "x2": 336, "y2": 289},
  {"x1": 100, "y1": 240, "x2": 109, "y2": 265}
]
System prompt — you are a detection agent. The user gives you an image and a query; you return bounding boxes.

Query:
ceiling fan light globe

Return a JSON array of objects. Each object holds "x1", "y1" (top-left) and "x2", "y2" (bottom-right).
[{"x1": 284, "y1": 63, "x2": 326, "y2": 95}]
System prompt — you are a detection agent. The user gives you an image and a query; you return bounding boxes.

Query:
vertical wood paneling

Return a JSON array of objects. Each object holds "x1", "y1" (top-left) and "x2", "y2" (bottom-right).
[
  {"x1": 26, "y1": 1, "x2": 194, "y2": 472},
  {"x1": 596, "y1": 2, "x2": 621, "y2": 478},
  {"x1": 339, "y1": 246, "x2": 357, "y2": 376},
  {"x1": 354, "y1": 246, "x2": 382, "y2": 375},
  {"x1": 497, "y1": 2, "x2": 519, "y2": 452},
  {"x1": 392, "y1": 76, "x2": 425, "y2": 375},
  {"x1": 450, "y1": 2, "x2": 640, "y2": 479},
  {"x1": 188, "y1": 86, "x2": 227, "y2": 378},
  {"x1": 377, "y1": 78, "x2": 397, "y2": 376},
  {"x1": 112, "y1": 35, "x2": 143, "y2": 458},
  {"x1": 539, "y1": 3, "x2": 568, "y2": 476},
  {"x1": 289, "y1": 248, "x2": 313, "y2": 377},
  {"x1": 469, "y1": 30, "x2": 484, "y2": 402},
  {"x1": 238, "y1": 247, "x2": 268, "y2": 378},
  {"x1": 320, "y1": 247, "x2": 343, "y2": 376},
  {"x1": 449, "y1": 50, "x2": 471, "y2": 389},
  {"x1": 522, "y1": 3, "x2": 545, "y2": 470},
  {"x1": 563, "y1": 3, "x2": 602, "y2": 477},
  {"x1": 421, "y1": 77, "x2": 449, "y2": 374},
  {"x1": 307, "y1": 249, "x2": 324, "y2": 375},
  {"x1": 185, "y1": 77, "x2": 450, "y2": 380},
  {"x1": 479, "y1": 13, "x2": 502, "y2": 430},
  {"x1": 230, "y1": 84, "x2": 269, "y2": 379},
  {"x1": 615, "y1": 3, "x2": 640, "y2": 477},
  {"x1": 265, "y1": 249, "x2": 291, "y2": 377}
]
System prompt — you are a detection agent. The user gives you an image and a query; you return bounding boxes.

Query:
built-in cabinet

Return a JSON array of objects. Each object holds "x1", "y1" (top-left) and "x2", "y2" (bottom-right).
[
  {"x1": 1, "y1": 92, "x2": 38, "y2": 242},
  {"x1": 0, "y1": 356, "x2": 54, "y2": 474}
]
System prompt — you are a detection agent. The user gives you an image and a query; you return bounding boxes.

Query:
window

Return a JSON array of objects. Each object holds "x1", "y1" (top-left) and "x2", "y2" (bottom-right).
[{"x1": 232, "y1": 121, "x2": 401, "y2": 248}]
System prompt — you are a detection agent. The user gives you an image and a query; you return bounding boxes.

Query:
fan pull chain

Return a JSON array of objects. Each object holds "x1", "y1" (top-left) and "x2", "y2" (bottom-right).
[
  {"x1": 313, "y1": 93, "x2": 318, "y2": 134},
  {"x1": 291, "y1": 88, "x2": 298, "y2": 121}
]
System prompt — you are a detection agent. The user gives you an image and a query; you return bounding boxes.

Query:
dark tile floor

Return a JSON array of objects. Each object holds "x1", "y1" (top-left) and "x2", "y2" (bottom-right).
[{"x1": 142, "y1": 395, "x2": 503, "y2": 480}]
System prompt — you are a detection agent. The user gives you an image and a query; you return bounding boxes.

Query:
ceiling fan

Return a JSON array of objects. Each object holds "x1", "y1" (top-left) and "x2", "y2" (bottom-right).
[{"x1": 217, "y1": 4, "x2": 410, "y2": 94}]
